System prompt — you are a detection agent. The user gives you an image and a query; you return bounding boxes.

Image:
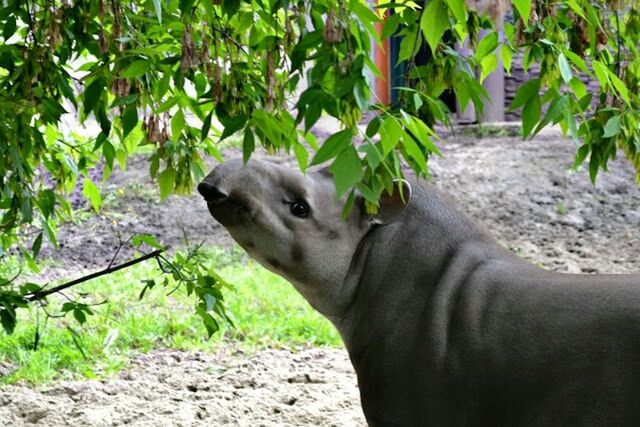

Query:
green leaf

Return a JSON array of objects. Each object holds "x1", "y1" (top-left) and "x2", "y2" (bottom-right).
[
  {"x1": 558, "y1": 53, "x2": 572, "y2": 83},
  {"x1": 201, "y1": 112, "x2": 213, "y2": 141},
  {"x1": 606, "y1": 70, "x2": 630, "y2": 105},
  {"x1": 0, "y1": 309, "x2": 16, "y2": 335},
  {"x1": 565, "y1": 109, "x2": 579, "y2": 145},
  {"x1": 445, "y1": 0, "x2": 466, "y2": 23},
  {"x1": 158, "y1": 167, "x2": 176, "y2": 200},
  {"x1": 398, "y1": 31, "x2": 418, "y2": 62},
  {"x1": 122, "y1": 106, "x2": 138, "y2": 138},
  {"x1": 82, "y1": 177, "x2": 102, "y2": 212},
  {"x1": 352, "y1": 2, "x2": 379, "y2": 23},
  {"x1": 153, "y1": 0, "x2": 162, "y2": 23},
  {"x1": 359, "y1": 143, "x2": 383, "y2": 170},
  {"x1": 382, "y1": 13, "x2": 402, "y2": 39},
  {"x1": 592, "y1": 60, "x2": 609, "y2": 90},
  {"x1": 111, "y1": 94, "x2": 139, "y2": 109},
  {"x1": 510, "y1": 78, "x2": 540, "y2": 111},
  {"x1": 522, "y1": 96, "x2": 541, "y2": 138},
  {"x1": 304, "y1": 102, "x2": 322, "y2": 131},
  {"x1": 73, "y1": 309, "x2": 87, "y2": 325},
  {"x1": 603, "y1": 116, "x2": 621, "y2": 138},
  {"x1": 311, "y1": 129, "x2": 353, "y2": 166},
  {"x1": 513, "y1": 0, "x2": 531, "y2": 23},
  {"x1": 156, "y1": 96, "x2": 180, "y2": 113},
  {"x1": 32, "y1": 232, "x2": 43, "y2": 258},
  {"x1": 132, "y1": 234, "x2": 163, "y2": 249},
  {"x1": 83, "y1": 78, "x2": 103, "y2": 114},
  {"x1": 121, "y1": 60, "x2": 151, "y2": 78},
  {"x1": 37, "y1": 189, "x2": 56, "y2": 218},
  {"x1": 3, "y1": 16, "x2": 16, "y2": 40},
  {"x1": 139, "y1": 279, "x2": 156, "y2": 300},
  {"x1": 533, "y1": 95, "x2": 569, "y2": 136},
  {"x1": 222, "y1": 0, "x2": 241, "y2": 16},
  {"x1": 220, "y1": 115, "x2": 248, "y2": 141},
  {"x1": 563, "y1": 49, "x2": 588, "y2": 73},
  {"x1": 475, "y1": 32, "x2": 499, "y2": 60},
  {"x1": 501, "y1": 45, "x2": 513, "y2": 76},
  {"x1": 41, "y1": 217, "x2": 58, "y2": 249},
  {"x1": 171, "y1": 109, "x2": 185, "y2": 140},
  {"x1": 402, "y1": 133, "x2": 428, "y2": 171},
  {"x1": 329, "y1": 146, "x2": 364, "y2": 197},
  {"x1": 366, "y1": 117, "x2": 381, "y2": 138},
  {"x1": 480, "y1": 53, "x2": 498, "y2": 83},
  {"x1": 293, "y1": 141, "x2": 309, "y2": 172},
  {"x1": 243, "y1": 127, "x2": 255, "y2": 164},
  {"x1": 421, "y1": 0, "x2": 449, "y2": 55},
  {"x1": 196, "y1": 306, "x2": 219, "y2": 338},
  {"x1": 379, "y1": 116, "x2": 402, "y2": 155},
  {"x1": 400, "y1": 111, "x2": 442, "y2": 157},
  {"x1": 568, "y1": 78, "x2": 587, "y2": 100}
]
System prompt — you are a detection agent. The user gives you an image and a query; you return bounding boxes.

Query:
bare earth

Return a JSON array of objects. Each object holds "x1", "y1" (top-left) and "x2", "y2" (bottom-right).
[{"x1": 1, "y1": 126, "x2": 639, "y2": 426}]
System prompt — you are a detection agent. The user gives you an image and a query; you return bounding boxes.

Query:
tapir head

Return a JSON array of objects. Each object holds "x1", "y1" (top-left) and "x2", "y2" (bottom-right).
[{"x1": 198, "y1": 158, "x2": 411, "y2": 320}]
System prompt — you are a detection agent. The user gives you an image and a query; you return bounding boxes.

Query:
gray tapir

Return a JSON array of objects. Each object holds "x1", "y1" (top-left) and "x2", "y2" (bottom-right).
[{"x1": 197, "y1": 158, "x2": 640, "y2": 426}]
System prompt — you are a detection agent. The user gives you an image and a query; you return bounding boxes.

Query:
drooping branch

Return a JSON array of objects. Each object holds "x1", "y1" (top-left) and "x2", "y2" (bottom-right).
[{"x1": 26, "y1": 249, "x2": 164, "y2": 302}]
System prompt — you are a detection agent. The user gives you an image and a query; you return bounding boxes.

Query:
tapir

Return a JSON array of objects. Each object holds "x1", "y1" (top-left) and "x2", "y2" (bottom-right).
[{"x1": 197, "y1": 158, "x2": 640, "y2": 426}]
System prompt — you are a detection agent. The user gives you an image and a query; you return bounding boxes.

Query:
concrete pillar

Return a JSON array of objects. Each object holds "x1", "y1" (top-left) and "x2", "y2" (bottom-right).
[{"x1": 478, "y1": 26, "x2": 505, "y2": 123}]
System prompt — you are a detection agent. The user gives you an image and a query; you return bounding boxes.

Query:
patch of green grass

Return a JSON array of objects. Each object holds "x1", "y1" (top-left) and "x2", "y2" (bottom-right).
[
  {"x1": 0, "y1": 246, "x2": 341, "y2": 385},
  {"x1": 555, "y1": 201, "x2": 568, "y2": 215}
]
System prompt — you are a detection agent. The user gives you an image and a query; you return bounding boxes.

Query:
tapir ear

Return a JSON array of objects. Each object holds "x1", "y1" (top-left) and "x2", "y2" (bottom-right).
[{"x1": 369, "y1": 179, "x2": 412, "y2": 225}]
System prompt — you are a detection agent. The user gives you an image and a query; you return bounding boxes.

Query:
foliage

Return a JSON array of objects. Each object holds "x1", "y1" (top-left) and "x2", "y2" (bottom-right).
[
  {"x1": 0, "y1": 248, "x2": 338, "y2": 385},
  {"x1": 1, "y1": 0, "x2": 640, "y2": 341}
]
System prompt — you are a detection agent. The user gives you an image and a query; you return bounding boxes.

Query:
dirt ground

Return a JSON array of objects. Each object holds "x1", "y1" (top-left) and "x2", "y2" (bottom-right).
[{"x1": 1, "y1": 124, "x2": 639, "y2": 426}]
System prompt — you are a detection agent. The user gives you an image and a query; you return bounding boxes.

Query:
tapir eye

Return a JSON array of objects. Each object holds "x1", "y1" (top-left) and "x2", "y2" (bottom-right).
[{"x1": 289, "y1": 201, "x2": 310, "y2": 218}]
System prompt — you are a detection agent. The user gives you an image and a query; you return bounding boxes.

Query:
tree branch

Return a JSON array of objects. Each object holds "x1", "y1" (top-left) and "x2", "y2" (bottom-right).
[{"x1": 26, "y1": 249, "x2": 164, "y2": 302}]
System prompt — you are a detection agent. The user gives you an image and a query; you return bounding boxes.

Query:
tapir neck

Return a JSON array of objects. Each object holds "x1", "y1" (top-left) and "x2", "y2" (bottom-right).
[{"x1": 332, "y1": 183, "x2": 516, "y2": 361}]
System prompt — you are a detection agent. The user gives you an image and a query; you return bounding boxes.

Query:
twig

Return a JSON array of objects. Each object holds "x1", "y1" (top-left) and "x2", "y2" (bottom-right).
[{"x1": 27, "y1": 249, "x2": 163, "y2": 302}]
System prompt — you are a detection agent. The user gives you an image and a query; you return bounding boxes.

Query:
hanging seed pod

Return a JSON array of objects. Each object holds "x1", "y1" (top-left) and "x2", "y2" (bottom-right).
[
  {"x1": 161, "y1": 114, "x2": 170, "y2": 144},
  {"x1": 181, "y1": 26, "x2": 195, "y2": 73},
  {"x1": 284, "y1": 13, "x2": 294, "y2": 49},
  {"x1": 46, "y1": 7, "x2": 62, "y2": 49},
  {"x1": 323, "y1": 9, "x2": 342, "y2": 44},
  {"x1": 596, "y1": 27, "x2": 609, "y2": 51},
  {"x1": 98, "y1": 0, "x2": 105, "y2": 20},
  {"x1": 530, "y1": 2, "x2": 539, "y2": 25},
  {"x1": 99, "y1": 28, "x2": 108, "y2": 55},
  {"x1": 201, "y1": 32, "x2": 212, "y2": 78},
  {"x1": 111, "y1": 78, "x2": 131, "y2": 97},
  {"x1": 265, "y1": 51, "x2": 276, "y2": 112},
  {"x1": 146, "y1": 115, "x2": 161, "y2": 143},
  {"x1": 213, "y1": 63, "x2": 223, "y2": 102}
]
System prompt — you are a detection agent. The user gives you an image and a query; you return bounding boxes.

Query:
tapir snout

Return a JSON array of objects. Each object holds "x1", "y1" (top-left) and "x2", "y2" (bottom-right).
[{"x1": 197, "y1": 181, "x2": 228, "y2": 204}]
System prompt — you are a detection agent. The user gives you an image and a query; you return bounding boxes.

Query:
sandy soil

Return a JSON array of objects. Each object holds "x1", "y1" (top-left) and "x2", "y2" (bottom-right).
[{"x1": 1, "y1": 124, "x2": 639, "y2": 426}]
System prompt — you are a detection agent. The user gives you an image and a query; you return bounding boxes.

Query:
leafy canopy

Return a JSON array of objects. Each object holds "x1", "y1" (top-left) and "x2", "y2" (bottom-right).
[{"x1": 1, "y1": 0, "x2": 640, "y2": 337}]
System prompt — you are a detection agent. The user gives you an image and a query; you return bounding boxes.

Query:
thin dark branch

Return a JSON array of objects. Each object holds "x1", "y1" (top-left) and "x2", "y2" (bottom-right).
[
  {"x1": 27, "y1": 249, "x2": 163, "y2": 302},
  {"x1": 0, "y1": 268, "x2": 23, "y2": 287}
]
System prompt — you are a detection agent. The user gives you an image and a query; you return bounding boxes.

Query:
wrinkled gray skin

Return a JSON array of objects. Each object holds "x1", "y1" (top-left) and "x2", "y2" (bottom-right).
[{"x1": 198, "y1": 158, "x2": 640, "y2": 427}]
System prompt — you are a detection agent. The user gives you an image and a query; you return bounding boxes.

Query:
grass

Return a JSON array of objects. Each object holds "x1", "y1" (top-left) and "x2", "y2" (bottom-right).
[{"x1": 0, "y1": 246, "x2": 341, "y2": 385}]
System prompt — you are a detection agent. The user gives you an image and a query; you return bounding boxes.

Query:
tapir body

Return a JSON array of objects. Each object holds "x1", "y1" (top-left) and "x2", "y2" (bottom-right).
[{"x1": 198, "y1": 158, "x2": 640, "y2": 426}]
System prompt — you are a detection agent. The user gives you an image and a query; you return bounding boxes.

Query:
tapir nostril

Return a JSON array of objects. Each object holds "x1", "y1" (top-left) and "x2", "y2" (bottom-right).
[{"x1": 197, "y1": 181, "x2": 228, "y2": 203}]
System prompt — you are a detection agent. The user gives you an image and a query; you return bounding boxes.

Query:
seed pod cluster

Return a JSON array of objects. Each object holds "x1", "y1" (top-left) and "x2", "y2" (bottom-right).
[
  {"x1": 323, "y1": 9, "x2": 343, "y2": 43},
  {"x1": 143, "y1": 114, "x2": 170, "y2": 144}
]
